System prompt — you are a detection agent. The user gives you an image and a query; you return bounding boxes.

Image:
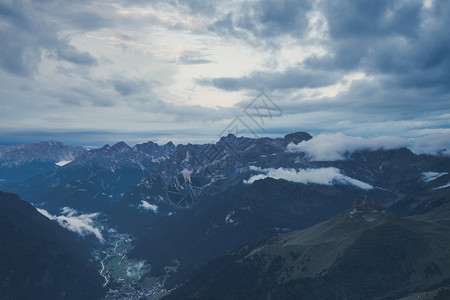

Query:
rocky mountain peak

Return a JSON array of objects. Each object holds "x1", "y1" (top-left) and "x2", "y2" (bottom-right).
[
  {"x1": 348, "y1": 195, "x2": 389, "y2": 223},
  {"x1": 111, "y1": 141, "x2": 131, "y2": 152},
  {"x1": 133, "y1": 140, "x2": 176, "y2": 158},
  {"x1": 220, "y1": 133, "x2": 237, "y2": 141},
  {"x1": 352, "y1": 195, "x2": 386, "y2": 211},
  {"x1": 284, "y1": 132, "x2": 312, "y2": 144},
  {"x1": 164, "y1": 141, "x2": 175, "y2": 148},
  {"x1": 99, "y1": 144, "x2": 110, "y2": 151}
]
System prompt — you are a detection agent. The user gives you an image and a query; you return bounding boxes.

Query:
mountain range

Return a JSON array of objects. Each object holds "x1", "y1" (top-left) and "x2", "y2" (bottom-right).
[{"x1": 0, "y1": 131, "x2": 449, "y2": 299}]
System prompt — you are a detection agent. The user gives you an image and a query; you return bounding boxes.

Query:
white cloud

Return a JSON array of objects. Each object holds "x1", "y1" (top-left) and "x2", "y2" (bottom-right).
[
  {"x1": 139, "y1": 200, "x2": 158, "y2": 213},
  {"x1": 126, "y1": 261, "x2": 146, "y2": 278},
  {"x1": 413, "y1": 133, "x2": 450, "y2": 156},
  {"x1": 244, "y1": 166, "x2": 373, "y2": 190},
  {"x1": 434, "y1": 182, "x2": 450, "y2": 190},
  {"x1": 422, "y1": 172, "x2": 448, "y2": 182},
  {"x1": 37, "y1": 207, "x2": 104, "y2": 242},
  {"x1": 287, "y1": 132, "x2": 412, "y2": 161},
  {"x1": 37, "y1": 208, "x2": 54, "y2": 219}
]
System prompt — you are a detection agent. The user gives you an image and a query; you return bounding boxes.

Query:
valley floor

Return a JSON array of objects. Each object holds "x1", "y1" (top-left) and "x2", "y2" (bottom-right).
[{"x1": 96, "y1": 229, "x2": 170, "y2": 299}]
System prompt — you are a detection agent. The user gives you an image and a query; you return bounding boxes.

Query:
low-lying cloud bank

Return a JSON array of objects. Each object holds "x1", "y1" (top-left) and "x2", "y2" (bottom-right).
[
  {"x1": 37, "y1": 207, "x2": 104, "y2": 242},
  {"x1": 413, "y1": 133, "x2": 450, "y2": 156},
  {"x1": 422, "y1": 172, "x2": 448, "y2": 183},
  {"x1": 244, "y1": 166, "x2": 373, "y2": 190},
  {"x1": 422, "y1": 171, "x2": 450, "y2": 191},
  {"x1": 287, "y1": 133, "x2": 411, "y2": 161},
  {"x1": 434, "y1": 182, "x2": 450, "y2": 190},
  {"x1": 288, "y1": 132, "x2": 449, "y2": 161}
]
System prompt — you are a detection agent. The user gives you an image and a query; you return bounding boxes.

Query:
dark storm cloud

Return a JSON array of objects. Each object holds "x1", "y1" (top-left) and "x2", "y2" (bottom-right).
[
  {"x1": 131, "y1": 97, "x2": 240, "y2": 122},
  {"x1": 197, "y1": 68, "x2": 339, "y2": 91},
  {"x1": 0, "y1": 0, "x2": 97, "y2": 76},
  {"x1": 306, "y1": 0, "x2": 450, "y2": 81},
  {"x1": 108, "y1": 77, "x2": 152, "y2": 96},
  {"x1": 201, "y1": 0, "x2": 449, "y2": 131},
  {"x1": 50, "y1": 88, "x2": 114, "y2": 107},
  {"x1": 173, "y1": 0, "x2": 219, "y2": 15},
  {"x1": 325, "y1": 79, "x2": 450, "y2": 120},
  {"x1": 46, "y1": 79, "x2": 117, "y2": 107},
  {"x1": 304, "y1": 0, "x2": 425, "y2": 73},
  {"x1": 238, "y1": 0, "x2": 312, "y2": 38},
  {"x1": 323, "y1": 0, "x2": 422, "y2": 39},
  {"x1": 302, "y1": 0, "x2": 449, "y2": 125},
  {"x1": 209, "y1": 0, "x2": 312, "y2": 42},
  {"x1": 54, "y1": 45, "x2": 97, "y2": 66},
  {"x1": 60, "y1": 10, "x2": 115, "y2": 31},
  {"x1": 203, "y1": 0, "x2": 449, "y2": 95},
  {"x1": 178, "y1": 56, "x2": 214, "y2": 65},
  {"x1": 265, "y1": 78, "x2": 450, "y2": 127}
]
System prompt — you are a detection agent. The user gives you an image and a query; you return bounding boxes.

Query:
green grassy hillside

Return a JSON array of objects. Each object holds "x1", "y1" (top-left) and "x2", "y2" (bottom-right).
[{"x1": 165, "y1": 196, "x2": 450, "y2": 300}]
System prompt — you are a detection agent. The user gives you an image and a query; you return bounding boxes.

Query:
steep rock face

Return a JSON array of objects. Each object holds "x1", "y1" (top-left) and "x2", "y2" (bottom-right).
[
  {"x1": 134, "y1": 141, "x2": 175, "y2": 159},
  {"x1": 164, "y1": 196, "x2": 450, "y2": 300},
  {"x1": 0, "y1": 191, "x2": 104, "y2": 299},
  {"x1": 0, "y1": 141, "x2": 86, "y2": 184},
  {"x1": 123, "y1": 134, "x2": 295, "y2": 210}
]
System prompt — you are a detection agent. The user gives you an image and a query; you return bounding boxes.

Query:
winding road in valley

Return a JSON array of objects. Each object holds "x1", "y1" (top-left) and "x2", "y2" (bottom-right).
[{"x1": 100, "y1": 250, "x2": 111, "y2": 287}]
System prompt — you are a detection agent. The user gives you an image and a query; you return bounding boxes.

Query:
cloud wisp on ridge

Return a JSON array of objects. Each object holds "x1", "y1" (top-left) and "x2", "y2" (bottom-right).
[
  {"x1": 37, "y1": 206, "x2": 104, "y2": 242},
  {"x1": 244, "y1": 166, "x2": 373, "y2": 190}
]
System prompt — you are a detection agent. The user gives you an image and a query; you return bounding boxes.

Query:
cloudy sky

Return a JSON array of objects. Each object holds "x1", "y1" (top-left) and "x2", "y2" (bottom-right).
[{"x1": 0, "y1": 0, "x2": 449, "y2": 147}]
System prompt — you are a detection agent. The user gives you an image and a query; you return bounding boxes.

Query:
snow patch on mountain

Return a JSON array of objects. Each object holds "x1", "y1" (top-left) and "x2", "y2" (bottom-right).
[
  {"x1": 55, "y1": 160, "x2": 72, "y2": 166},
  {"x1": 244, "y1": 166, "x2": 373, "y2": 190},
  {"x1": 37, "y1": 207, "x2": 104, "y2": 242},
  {"x1": 422, "y1": 172, "x2": 448, "y2": 182},
  {"x1": 182, "y1": 151, "x2": 191, "y2": 163},
  {"x1": 288, "y1": 133, "x2": 411, "y2": 161}
]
